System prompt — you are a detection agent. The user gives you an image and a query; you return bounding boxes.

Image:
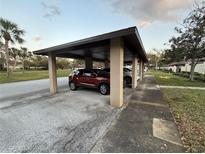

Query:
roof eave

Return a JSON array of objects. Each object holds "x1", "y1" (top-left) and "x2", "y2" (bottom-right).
[
  {"x1": 33, "y1": 27, "x2": 136, "y2": 55},
  {"x1": 33, "y1": 26, "x2": 148, "y2": 62}
]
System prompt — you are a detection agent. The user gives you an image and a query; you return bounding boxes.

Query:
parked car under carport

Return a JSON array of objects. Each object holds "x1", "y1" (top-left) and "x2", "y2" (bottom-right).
[
  {"x1": 103, "y1": 67, "x2": 133, "y2": 85},
  {"x1": 33, "y1": 27, "x2": 147, "y2": 107},
  {"x1": 69, "y1": 69, "x2": 110, "y2": 95}
]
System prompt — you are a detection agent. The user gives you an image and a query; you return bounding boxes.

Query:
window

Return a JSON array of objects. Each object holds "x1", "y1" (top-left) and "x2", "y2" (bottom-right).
[
  {"x1": 70, "y1": 69, "x2": 80, "y2": 76},
  {"x1": 82, "y1": 70, "x2": 93, "y2": 77},
  {"x1": 74, "y1": 70, "x2": 80, "y2": 75},
  {"x1": 103, "y1": 68, "x2": 110, "y2": 72},
  {"x1": 124, "y1": 68, "x2": 131, "y2": 72}
]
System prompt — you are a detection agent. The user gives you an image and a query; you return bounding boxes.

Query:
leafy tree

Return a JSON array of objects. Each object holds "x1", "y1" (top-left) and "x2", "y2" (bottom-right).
[
  {"x1": 27, "y1": 51, "x2": 33, "y2": 59},
  {"x1": 72, "y1": 59, "x2": 84, "y2": 69},
  {"x1": 30, "y1": 55, "x2": 48, "y2": 70},
  {"x1": 169, "y1": 2, "x2": 205, "y2": 80},
  {"x1": 147, "y1": 53, "x2": 157, "y2": 67},
  {"x1": 24, "y1": 59, "x2": 33, "y2": 70},
  {"x1": 56, "y1": 58, "x2": 70, "y2": 69},
  {"x1": 147, "y1": 49, "x2": 164, "y2": 69},
  {"x1": 163, "y1": 48, "x2": 185, "y2": 64},
  {"x1": 20, "y1": 47, "x2": 29, "y2": 72},
  {"x1": 93, "y1": 61, "x2": 104, "y2": 69},
  {"x1": 0, "y1": 41, "x2": 5, "y2": 70},
  {"x1": 10, "y1": 47, "x2": 20, "y2": 70},
  {"x1": 0, "y1": 41, "x2": 3, "y2": 49},
  {"x1": 0, "y1": 17, "x2": 25, "y2": 77}
]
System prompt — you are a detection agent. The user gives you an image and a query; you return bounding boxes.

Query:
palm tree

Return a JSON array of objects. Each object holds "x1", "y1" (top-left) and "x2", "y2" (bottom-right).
[
  {"x1": 0, "y1": 17, "x2": 25, "y2": 78},
  {"x1": 0, "y1": 41, "x2": 3, "y2": 49},
  {"x1": 20, "y1": 47, "x2": 28, "y2": 72},
  {"x1": 0, "y1": 41, "x2": 4, "y2": 56},
  {"x1": 0, "y1": 41, "x2": 4, "y2": 55},
  {"x1": 27, "y1": 51, "x2": 33, "y2": 59}
]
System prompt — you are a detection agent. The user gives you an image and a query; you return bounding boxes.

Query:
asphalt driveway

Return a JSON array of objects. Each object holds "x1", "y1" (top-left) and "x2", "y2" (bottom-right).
[
  {"x1": 0, "y1": 79, "x2": 123, "y2": 152},
  {"x1": 0, "y1": 76, "x2": 184, "y2": 152},
  {"x1": 0, "y1": 77, "x2": 68, "y2": 100}
]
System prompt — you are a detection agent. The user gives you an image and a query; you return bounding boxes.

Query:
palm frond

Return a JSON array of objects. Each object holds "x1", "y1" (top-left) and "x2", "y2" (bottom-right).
[
  {"x1": 0, "y1": 41, "x2": 4, "y2": 50},
  {"x1": 10, "y1": 38, "x2": 15, "y2": 44},
  {"x1": 14, "y1": 35, "x2": 24, "y2": 44},
  {"x1": 0, "y1": 17, "x2": 25, "y2": 44},
  {"x1": 21, "y1": 47, "x2": 28, "y2": 52}
]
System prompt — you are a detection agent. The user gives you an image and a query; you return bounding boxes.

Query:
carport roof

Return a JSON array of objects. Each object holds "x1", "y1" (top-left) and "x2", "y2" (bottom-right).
[{"x1": 33, "y1": 26, "x2": 148, "y2": 63}]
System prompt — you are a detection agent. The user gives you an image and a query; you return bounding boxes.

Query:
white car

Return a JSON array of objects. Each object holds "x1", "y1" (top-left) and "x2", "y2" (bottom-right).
[{"x1": 103, "y1": 68, "x2": 133, "y2": 85}]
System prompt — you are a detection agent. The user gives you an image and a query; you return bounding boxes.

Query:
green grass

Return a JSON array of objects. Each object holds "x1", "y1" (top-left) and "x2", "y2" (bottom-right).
[
  {"x1": 149, "y1": 70, "x2": 205, "y2": 152},
  {"x1": 0, "y1": 69, "x2": 71, "y2": 84},
  {"x1": 148, "y1": 70, "x2": 205, "y2": 87},
  {"x1": 163, "y1": 89, "x2": 205, "y2": 152}
]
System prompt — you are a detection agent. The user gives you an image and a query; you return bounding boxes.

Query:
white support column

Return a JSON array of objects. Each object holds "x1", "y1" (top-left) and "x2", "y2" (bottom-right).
[
  {"x1": 132, "y1": 57, "x2": 138, "y2": 88},
  {"x1": 85, "y1": 57, "x2": 93, "y2": 69},
  {"x1": 110, "y1": 37, "x2": 124, "y2": 107},
  {"x1": 48, "y1": 53, "x2": 57, "y2": 94}
]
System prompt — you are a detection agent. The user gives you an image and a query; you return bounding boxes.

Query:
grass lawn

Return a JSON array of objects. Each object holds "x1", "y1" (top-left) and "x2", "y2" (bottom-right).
[
  {"x1": 149, "y1": 70, "x2": 205, "y2": 152},
  {"x1": 148, "y1": 70, "x2": 205, "y2": 87},
  {"x1": 163, "y1": 89, "x2": 205, "y2": 152},
  {"x1": 0, "y1": 69, "x2": 71, "y2": 84}
]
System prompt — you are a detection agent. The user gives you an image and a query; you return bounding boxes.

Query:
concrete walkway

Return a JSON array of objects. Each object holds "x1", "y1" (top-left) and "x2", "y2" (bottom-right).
[
  {"x1": 91, "y1": 75, "x2": 184, "y2": 153},
  {"x1": 159, "y1": 85, "x2": 205, "y2": 90}
]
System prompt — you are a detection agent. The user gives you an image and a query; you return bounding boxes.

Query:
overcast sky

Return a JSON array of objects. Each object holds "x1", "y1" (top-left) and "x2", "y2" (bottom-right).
[{"x1": 0, "y1": 0, "x2": 199, "y2": 52}]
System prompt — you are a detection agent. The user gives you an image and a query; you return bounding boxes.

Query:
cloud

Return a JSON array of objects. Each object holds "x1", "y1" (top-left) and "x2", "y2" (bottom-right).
[
  {"x1": 32, "y1": 35, "x2": 43, "y2": 42},
  {"x1": 139, "y1": 20, "x2": 152, "y2": 28},
  {"x1": 104, "y1": 0, "x2": 195, "y2": 28},
  {"x1": 41, "y1": 2, "x2": 61, "y2": 18}
]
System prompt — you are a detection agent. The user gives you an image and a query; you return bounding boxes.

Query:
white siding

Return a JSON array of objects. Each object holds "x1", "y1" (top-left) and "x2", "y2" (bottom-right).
[{"x1": 161, "y1": 62, "x2": 205, "y2": 74}]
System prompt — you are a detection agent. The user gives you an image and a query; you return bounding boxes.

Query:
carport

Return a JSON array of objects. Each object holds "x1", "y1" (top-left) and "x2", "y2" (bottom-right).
[{"x1": 33, "y1": 26, "x2": 148, "y2": 107}]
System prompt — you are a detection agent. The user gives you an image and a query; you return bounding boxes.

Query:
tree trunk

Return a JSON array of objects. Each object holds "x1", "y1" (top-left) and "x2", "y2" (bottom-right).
[
  {"x1": 13, "y1": 58, "x2": 17, "y2": 71},
  {"x1": 5, "y1": 40, "x2": 9, "y2": 78},
  {"x1": 156, "y1": 61, "x2": 158, "y2": 70},
  {"x1": 189, "y1": 59, "x2": 196, "y2": 81},
  {"x1": 155, "y1": 56, "x2": 158, "y2": 70},
  {"x1": 22, "y1": 59, "x2": 25, "y2": 73}
]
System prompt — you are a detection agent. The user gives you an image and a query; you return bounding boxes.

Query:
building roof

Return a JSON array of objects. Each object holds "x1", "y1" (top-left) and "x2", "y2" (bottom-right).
[
  {"x1": 33, "y1": 27, "x2": 148, "y2": 63},
  {"x1": 168, "y1": 61, "x2": 186, "y2": 66}
]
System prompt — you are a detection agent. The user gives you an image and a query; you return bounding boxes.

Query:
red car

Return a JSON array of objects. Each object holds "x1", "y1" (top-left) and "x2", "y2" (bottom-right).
[{"x1": 69, "y1": 69, "x2": 110, "y2": 95}]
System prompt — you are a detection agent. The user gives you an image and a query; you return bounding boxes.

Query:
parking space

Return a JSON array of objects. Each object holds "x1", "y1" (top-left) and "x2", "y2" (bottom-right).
[{"x1": 0, "y1": 86, "x2": 125, "y2": 152}]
